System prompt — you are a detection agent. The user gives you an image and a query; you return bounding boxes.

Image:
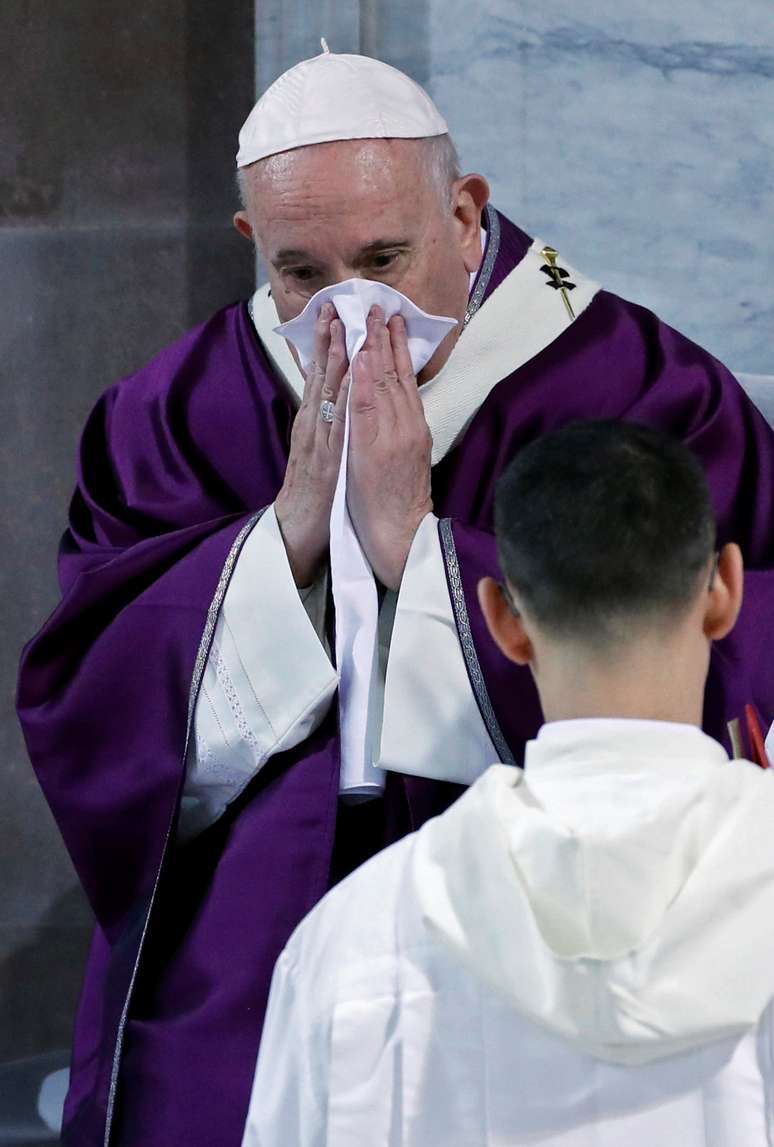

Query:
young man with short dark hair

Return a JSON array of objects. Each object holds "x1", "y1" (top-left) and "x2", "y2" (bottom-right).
[{"x1": 242, "y1": 421, "x2": 774, "y2": 1147}]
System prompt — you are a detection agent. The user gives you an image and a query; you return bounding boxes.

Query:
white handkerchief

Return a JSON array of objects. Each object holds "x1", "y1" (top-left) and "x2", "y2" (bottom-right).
[
  {"x1": 276, "y1": 279, "x2": 456, "y2": 374},
  {"x1": 276, "y1": 281, "x2": 456, "y2": 796}
]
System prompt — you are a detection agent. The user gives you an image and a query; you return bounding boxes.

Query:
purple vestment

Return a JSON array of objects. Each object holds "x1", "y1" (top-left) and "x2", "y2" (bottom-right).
[{"x1": 17, "y1": 208, "x2": 774, "y2": 1146}]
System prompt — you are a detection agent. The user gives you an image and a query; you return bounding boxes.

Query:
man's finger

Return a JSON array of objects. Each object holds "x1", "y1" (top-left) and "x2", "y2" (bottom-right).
[
  {"x1": 296, "y1": 361, "x2": 326, "y2": 450},
  {"x1": 303, "y1": 302, "x2": 336, "y2": 400},
  {"x1": 327, "y1": 368, "x2": 350, "y2": 459},
  {"x1": 318, "y1": 319, "x2": 349, "y2": 455},
  {"x1": 350, "y1": 351, "x2": 375, "y2": 414},
  {"x1": 374, "y1": 312, "x2": 400, "y2": 389},
  {"x1": 362, "y1": 304, "x2": 384, "y2": 354},
  {"x1": 388, "y1": 315, "x2": 423, "y2": 414},
  {"x1": 349, "y1": 352, "x2": 382, "y2": 452},
  {"x1": 366, "y1": 306, "x2": 396, "y2": 380},
  {"x1": 313, "y1": 316, "x2": 347, "y2": 452},
  {"x1": 296, "y1": 304, "x2": 338, "y2": 447},
  {"x1": 361, "y1": 308, "x2": 400, "y2": 437},
  {"x1": 322, "y1": 318, "x2": 348, "y2": 403}
]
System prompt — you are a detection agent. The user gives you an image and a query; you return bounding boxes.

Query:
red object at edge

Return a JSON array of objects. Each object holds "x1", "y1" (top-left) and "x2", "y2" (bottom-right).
[{"x1": 745, "y1": 703, "x2": 771, "y2": 769}]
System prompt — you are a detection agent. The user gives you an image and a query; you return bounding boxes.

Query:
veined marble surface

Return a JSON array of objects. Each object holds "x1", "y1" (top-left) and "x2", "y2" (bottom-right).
[{"x1": 425, "y1": 1, "x2": 774, "y2": 373}]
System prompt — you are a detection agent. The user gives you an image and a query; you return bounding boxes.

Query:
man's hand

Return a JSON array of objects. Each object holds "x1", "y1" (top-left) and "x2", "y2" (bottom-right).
[
  {"x1": 275, "y1": 303, "x2": 349, "y2": 586},
  {"x1": 347, "y1": 307, "x2": 433, "y2": 591}
]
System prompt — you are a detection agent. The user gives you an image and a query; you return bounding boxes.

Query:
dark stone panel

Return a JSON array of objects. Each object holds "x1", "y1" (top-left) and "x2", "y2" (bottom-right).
[
  {"x1": 1, "y1": 1, "x2": 188, "y2": 226},
  {"x1": 186, "y1": 221, "x2": 256, "y2": 327},
  {"x1": 0, "y1": 227, "x2": 190, "y2": 627},
  {"x1": 1, "y1": 0, "x2": 255, "y2": 1075},
  {"x1": 0, "y1": 918, "x2": 92, "y2": 1061},
  {"x1": 0, "y1": 760, "x2": 87, "y2": 932},
  {"x1": 0, "y1": 1047, "x2": 69, "y2": 1143},
  {"x1": 0, "y1": 220, "x2": 252, "y2": 921},
  {"x1": 0, "y1": 228, "x2": 195, "y2": 990},
  {"x1": 184, "y1": 0, "x2": 257, "y2": 322},
  {"x1": 186, "y1": 1, "x2": 257, "y2": 221}
]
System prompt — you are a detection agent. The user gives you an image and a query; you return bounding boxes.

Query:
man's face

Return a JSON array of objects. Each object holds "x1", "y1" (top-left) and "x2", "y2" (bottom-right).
[{"x1": 237, "y1": 138, "x2": 487, "y2": 380}]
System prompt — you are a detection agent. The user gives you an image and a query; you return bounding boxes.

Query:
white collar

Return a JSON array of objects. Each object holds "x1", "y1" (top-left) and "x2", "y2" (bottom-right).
[{"x1": 525, "y1": 718, "x2": 729, "y2": 774}]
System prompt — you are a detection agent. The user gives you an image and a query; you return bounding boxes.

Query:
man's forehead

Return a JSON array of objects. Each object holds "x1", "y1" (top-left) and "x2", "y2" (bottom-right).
[
  {"x1": 251, "y1": 137, "x2": 427, "y2": 195},
  {"x1": 250, "y1": 140, "x2": 435, "y2": 259},
  {"x1": 270, "y1": 233, "x2": 415, "y2": 263}
]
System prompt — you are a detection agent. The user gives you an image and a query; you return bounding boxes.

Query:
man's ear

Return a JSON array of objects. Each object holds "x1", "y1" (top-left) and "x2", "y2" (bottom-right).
[
  {"x1": 704, "y1": 542, "x2": 744, "y2": 641},
  {"x1": 477, "y1": 576, "x2": 534, "y2": 666},
  {"x1": 233, "y1": 211, "x2": 254, "y2": 243},
  {"x1": 452, "y1": 173, "x2": 491, "y2": 274}
]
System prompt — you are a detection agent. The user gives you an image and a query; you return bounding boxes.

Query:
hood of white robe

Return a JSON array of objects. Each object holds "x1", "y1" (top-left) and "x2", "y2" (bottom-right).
[{"x1": 410, "y1": 719, "x2": 774, "y2": 1064}]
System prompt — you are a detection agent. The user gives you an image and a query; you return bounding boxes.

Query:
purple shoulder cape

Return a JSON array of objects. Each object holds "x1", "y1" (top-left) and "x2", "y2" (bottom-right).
[
  {"x1": 17, "y1": 305, "x2": 343, "y2": 1144},
  {"x1": 434, "y1": 214, "x2": 774, "y2": 758},
  {"x1": 17, "y1": 207, "x2": 774, "y2": 1146}
]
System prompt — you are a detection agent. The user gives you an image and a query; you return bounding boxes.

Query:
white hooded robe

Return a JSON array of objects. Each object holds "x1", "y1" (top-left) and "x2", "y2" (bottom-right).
[{"x1": 242, "y1": 720, "x2": 774, "y2": 1146}]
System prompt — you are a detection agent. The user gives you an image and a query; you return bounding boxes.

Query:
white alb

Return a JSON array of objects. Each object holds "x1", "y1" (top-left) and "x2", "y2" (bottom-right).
[{"x1": 242, "y1": 719, "x2": 774, "y2": 1146}]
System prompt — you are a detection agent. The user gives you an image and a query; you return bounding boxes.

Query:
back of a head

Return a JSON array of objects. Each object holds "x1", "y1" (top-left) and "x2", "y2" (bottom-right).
[{"x1": 494, "y1": 420, "x2": 716, "y2": 646}]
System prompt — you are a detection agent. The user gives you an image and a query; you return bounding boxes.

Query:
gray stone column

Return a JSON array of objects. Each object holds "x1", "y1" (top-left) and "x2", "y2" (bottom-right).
[
  {"x1": 0, "y1": 1, "x2": 254, "y2": 1132},
  {"x1": 255, "y1": 1, "x2": 430, "y2": 98}
]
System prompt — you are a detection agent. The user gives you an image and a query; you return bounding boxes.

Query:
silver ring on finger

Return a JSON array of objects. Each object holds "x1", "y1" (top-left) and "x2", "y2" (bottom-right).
[{"x1": 319, "y1": 400, "x2": 336, "y2": 424}]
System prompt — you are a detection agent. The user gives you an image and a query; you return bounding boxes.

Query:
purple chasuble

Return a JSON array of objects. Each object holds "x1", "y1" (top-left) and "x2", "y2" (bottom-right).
[{"x1": 17, "y1": 208, "x2": 774, "y2": 1146}]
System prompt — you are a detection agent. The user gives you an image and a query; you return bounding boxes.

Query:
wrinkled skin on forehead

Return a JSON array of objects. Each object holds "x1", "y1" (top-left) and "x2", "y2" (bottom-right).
[{"x1": 234, "y1": 138, "x2": 489, "y2": 381}]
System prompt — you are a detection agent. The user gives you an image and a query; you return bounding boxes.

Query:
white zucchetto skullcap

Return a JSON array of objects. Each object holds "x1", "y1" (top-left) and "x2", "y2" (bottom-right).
[{"x1": 236, "y1": 42, "x2": 449, "y2": 168}]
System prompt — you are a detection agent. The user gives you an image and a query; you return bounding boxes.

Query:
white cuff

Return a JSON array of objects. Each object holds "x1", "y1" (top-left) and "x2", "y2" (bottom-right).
[
  {"x1": 377, "y1": 513, "x2": 499, "y2": 786},
  {"x1": 298, "y1": 566, "x2": 330, "y2": 652},
  {"x1": 179, "y1": 506, "x2": 338, "y2": 840}
]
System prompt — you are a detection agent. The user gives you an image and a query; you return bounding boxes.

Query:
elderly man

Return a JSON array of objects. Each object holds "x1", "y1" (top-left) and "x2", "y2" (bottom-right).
[{"x1": 17, "y1": 48, "x2": 774, "y2": 1147}]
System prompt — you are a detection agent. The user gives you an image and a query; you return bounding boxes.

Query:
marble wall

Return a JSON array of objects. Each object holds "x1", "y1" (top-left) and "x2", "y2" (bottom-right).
[
  {"x1": 259, "y1": 1, "x2": 773, "y2": 373},
  {"x1": 426, "y1": 1, "x2": 774, "y2": 374}
]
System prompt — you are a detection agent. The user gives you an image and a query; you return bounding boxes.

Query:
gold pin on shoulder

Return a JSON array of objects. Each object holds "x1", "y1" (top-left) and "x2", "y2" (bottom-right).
[{"x1": 540, "y1": 246, "x2": 576, "y2": 320}]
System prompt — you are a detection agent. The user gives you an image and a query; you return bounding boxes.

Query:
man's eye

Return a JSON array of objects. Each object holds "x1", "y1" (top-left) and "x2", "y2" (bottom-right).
[
  {"x1": 370, "y1": 252, "x2": 399, "y2": 270},
  {"x1": 288, "y1": 267, "x2": 318, "y2": 282}
]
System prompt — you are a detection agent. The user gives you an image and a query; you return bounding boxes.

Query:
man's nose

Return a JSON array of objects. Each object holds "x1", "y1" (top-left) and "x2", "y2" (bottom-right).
[{"x1": 325, "y1": 262, "x2": 358, "y2": 286}]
